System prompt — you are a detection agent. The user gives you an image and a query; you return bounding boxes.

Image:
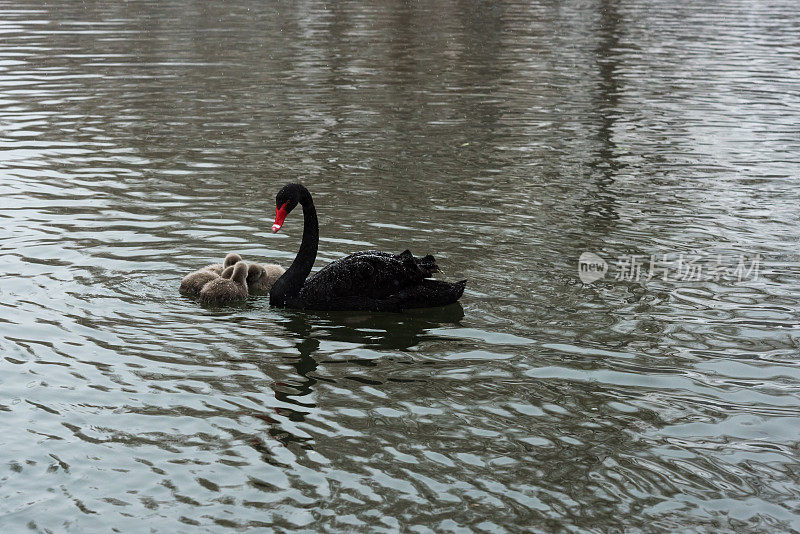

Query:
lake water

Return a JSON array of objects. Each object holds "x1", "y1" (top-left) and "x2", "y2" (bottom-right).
[{"x1": 1, "y1": 0, "x2": 799, "y2": 532}]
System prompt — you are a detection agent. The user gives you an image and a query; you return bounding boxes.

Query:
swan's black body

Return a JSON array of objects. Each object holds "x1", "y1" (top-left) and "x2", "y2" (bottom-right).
[{"x1": 269, "y1": 184, "x2": 466, "y2": 312}]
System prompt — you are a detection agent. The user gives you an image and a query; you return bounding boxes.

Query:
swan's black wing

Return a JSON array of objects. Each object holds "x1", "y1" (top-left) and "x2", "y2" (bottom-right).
[
  {"x1": 298, "y1": 250, "x2": 435, "y2": 306},
  {"x1": 335, "y1": 250, "x2": 440, "y2": 277}
]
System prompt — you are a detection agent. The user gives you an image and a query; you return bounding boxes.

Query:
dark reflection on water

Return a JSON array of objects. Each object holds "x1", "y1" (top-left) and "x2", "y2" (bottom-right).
[{"x1": 2, "y1": 0, "x2": 800, "y2": 531}]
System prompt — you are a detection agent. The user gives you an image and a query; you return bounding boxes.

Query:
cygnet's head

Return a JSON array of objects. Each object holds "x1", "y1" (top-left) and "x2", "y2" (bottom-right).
[
  {"x1": 246, "y1": 263, "x2": 266, "y2": 286},
  {"x1": 223, "y1": 253, "x2": 242, "y2": 268},
  {"x1": 231, "y1": 261, "x2": 249, "y2": 284}
]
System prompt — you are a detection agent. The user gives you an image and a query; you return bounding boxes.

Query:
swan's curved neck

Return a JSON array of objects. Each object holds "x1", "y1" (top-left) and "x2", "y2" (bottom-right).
[{"x1": 271, "y1": 188, "x2": 317, "y2": 306}]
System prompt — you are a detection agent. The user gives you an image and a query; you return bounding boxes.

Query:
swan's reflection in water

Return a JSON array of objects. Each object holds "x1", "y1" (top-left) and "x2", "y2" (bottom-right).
[{"x1": 250, "y1": 304, "x2": 465, "y2": 458}]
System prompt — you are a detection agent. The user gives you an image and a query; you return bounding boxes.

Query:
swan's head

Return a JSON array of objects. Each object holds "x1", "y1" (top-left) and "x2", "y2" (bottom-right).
[{"x1": 272, "y1": 183, "x2": 303, "y2": 233}]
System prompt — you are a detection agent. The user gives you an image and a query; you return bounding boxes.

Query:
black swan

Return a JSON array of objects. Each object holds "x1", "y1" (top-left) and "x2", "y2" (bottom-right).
[
  {"x1": 246, "y1": 262, "x2": 286, "y2": 294},
  {"x1": 268, "y1": 183, "x2": 466, "y2": 311},
  {"x1": 180, "y1": 253, "x2": 242, "y2": 296},
  {"x1": 199, "y1": 261, "x2": 249, "y2": 306}
]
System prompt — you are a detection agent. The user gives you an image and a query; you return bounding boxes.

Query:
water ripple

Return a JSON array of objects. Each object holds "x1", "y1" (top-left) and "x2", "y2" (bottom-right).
[{"x1": 1, "y1": 0, "x2": 800, "y2": 532}]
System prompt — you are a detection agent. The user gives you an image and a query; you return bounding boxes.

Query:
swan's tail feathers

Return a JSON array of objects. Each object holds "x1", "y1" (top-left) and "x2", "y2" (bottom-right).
[
  {"x1": 416, "y1": 253, "x2": 441, "y2": 277},
  {"x1": 393, "y1": 279, "x2": 467, "y2": 310},
  {"x1": 395, "y1": 249, "x2": 441, "y2": 277},
  {"x1": 454, "y1": 279, "x2": 467, "y2": 299}
]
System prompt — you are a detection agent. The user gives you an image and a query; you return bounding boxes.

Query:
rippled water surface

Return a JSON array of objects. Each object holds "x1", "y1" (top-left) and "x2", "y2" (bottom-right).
[{"x1": 2, "y1": 0, "x2": 800, "y2": 532}]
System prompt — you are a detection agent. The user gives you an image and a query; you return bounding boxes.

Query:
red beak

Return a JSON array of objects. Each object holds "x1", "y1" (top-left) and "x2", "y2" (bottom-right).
[{"x1": 272, "y1": 202, "x2": 288, "y2": 233}]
